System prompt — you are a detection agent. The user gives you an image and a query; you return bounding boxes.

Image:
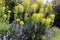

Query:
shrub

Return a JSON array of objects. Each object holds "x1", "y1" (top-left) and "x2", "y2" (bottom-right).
[{"x1": 0, "y1": 0, "x2": 55, "y2": 40}]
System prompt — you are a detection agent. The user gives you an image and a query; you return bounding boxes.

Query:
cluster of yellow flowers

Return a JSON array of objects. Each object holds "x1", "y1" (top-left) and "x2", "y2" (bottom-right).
[
  {"x1": 0, "y1": 6, "x2": 5, "y2": 14},
  {"x1": 25, "y1": 13, "x2": 29, "y2": 22},
  {"x1": 32, "y1": 13, "x2": 44, "y2": 23},
  {"x1": 0, "y1": 0, "x2": 55, "y2": 28},
  {"x1": 0, "y1": 0, "x2": 5, "y2": 6},
  {"x1": 20, "y1": 20, "x2": 24, "y2": 26},
  {"x1": 30, "y1": 1, "x2": 55, "y2": 28},
  {"x1": 24, "y1": 0, "x2": 30, "y2": 12},
  {"x1": 39, "y1": 7, "x2": 44, "y2": 13},
  {"x1": 32, "y1": 13, "x2": 40, "y2": 23},
  {"x1": 45, "y1": 18, "x2": 52, "y2": 28},
  {"x1": 15, "y1": 18, "x2": 20, "y2": 22},
  {"x1": 40, "y1": 14, "x2": 55, "y2": 28},
  {"x1": 3, "y1": 14, "x2": 7, "y2": 21},
  {"x1": 49, "y1": 14, "x2": 55, "y2": 21},
  {"x1": 14, "y1": 4, "x2": 24, "y2": 13},
  {"x1": 37, "y1": 0, "x2": 43, "y2": 8},
  {"x1": 32, "y1": 13, "x2": 55, "y2": 28},
  {"x1": 45, "y1": 3, "x2": 53, "y2": 13},
  {"x1": 13, "y1": 0, "x2": 55, "y2": 28},
  {"x1": 31, "y1": 3, "x2": 38, "y2": 12},
  {"x1": 41, "y1": 18, "x2": 46, "y2": 24},
  {"x1": 0, "y1": 0, "x2": 7, "y2": 22},
  {"x1": 14, "y1": 18, "x2": 24, "y2": 26}
]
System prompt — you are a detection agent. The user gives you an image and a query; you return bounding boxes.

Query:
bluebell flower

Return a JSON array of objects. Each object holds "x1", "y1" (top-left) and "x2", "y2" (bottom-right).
[
  {"x1": 3, "y1": 35, "x2": 8, "y2": 40},
  {"x1": 46, "y1": 29, "x2": 53, "y2": 40},
  {"x1": 21, "y1": 27, "x2": 26, "y2": 33},
  {"x1": 10, "y1": 23, "x2": 20, "y2": 33}
]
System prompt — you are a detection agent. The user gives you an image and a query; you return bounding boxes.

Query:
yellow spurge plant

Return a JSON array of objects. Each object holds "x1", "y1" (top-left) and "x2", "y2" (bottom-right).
[
  {"x1": 47, "y1": 3, "x2": 53, "y2": 8},
  {"x1": 7, "y1": 10, "x2": 11, "y2": 20},
  {"x1": 14, "y1": 4, "x2": 24, "y2": 19},
  {"x1": 37, "y1": 0, "x2": 43, "y2": 8},
  {"x1": 8, "y1": 10, "x2": 11, "y2": 13},
  {"x1": 49, "y1": 14, "x2": 55, "y2": 21},
  {"x1": 18, "y1": 4, "x2": 24, "y2": 13},
  {"x1": 14, "y1": 4, "x2": 24, "y2": 13},
  {"x1": 39, "y1": 7, "x2": 44, "y2": 13},
  {"x1": 3, "y1": 14, "x2": 7, "y2": 18},
  {"x1": 41, "y1": 18, "x2": 46, "y2": 25},
  {"x1": 25, "y1": 13, "x2": 29, "y2": 19},
  {"x1": 14, "y1": 6, "x2": 18, "y2": 19},
  {"x1": 45, "y1": 7, "x2": 48, "y2": 13},
  {"x1": 31, "y1": 3, "x2": 38, "y2": 12},
  {"x1": 0, "y1": 0, "x2": 5, "y2": 6},
  {"x1": 25, "y1": 17, "x2": 29, "y2": 22},
  {"x1": 3, "y1": 14, "x2": 7, "y2": 21},
  {"x1": 14, "y1": 6, "x2": 18, "y2": 13},
  {"x1": 25, "y1": 13, "x2": 29, "y2": 17},
  {"x1": 45, "y1": 18, "x2": 52, "y2": 28},
  {"x1": 15, "y1": 18, "x2": 20, "y2": 22},
  {"x1": 24, "y1": 0, "x2": 30, "y2": 12},
  {"x1": 0, "y1": 0, "x2": 2, "y2": 5},
  {"x1": 0, "y1": 6, "x2": 5, "y2": 13},
  {"x1": 45, "y1": 3, "x2": 53, "y2": 13},
  {"x1": 25, "y1": 13, "x2": 29, "y2": 22},
  {"x1": 39, "y1": 13, "x2": 44, "y2": 21},
  {"x1": 32, "y1": 13, "x2": 40, "y2": 23},
  {"x1": 20, "y1": 21, "x2": 24, "y2": 26}
]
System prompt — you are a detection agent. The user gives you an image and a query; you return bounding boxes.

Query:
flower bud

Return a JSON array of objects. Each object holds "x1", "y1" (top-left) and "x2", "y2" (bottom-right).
[
  {"x1": 18, "y1": 4, "x2": 24, "y2": 13},
  {"x1": 25, "y1": 17, "x2": 29, "y2": 22},
  {"x1": 45, "y1": 18, "x2": 52, "y2": 28},
  {"x1": 41, "y1": 18, "x2": 46, "y2": 24},
  {"x1": 45, "y1": 7, "x2": 49, "y2": 13},
  {"x1": 25, "y1": 13, "x2": 29, "y2": 22},
  {"x1": 14, "y1": 6, "x2": 18, "y2": 13},
  {"x1": 31, "y1": 3, "x2": 38, "y2": 12},
  {"x1": 32, "y1": 13, "x2": 40, "y2": 23},
  {"x1": 3, "y1": 14, "x2": 7, "y2": 18},
  {"x1": 20, "y1": 21, "x2": 24, "y2": 26},
  {"x1": 3, "y1": 14, "x2": 7, "y2": 21},
  {"x1": 39, "y1": 7, "x2": 44, "y2": 13},
  {"x1": 39, "y1": 13, "x2": 44, "y2": 21},
  {"x1": 0, "y1": 1, "x2": 2, "y2": 4},
  {"x1": 45, "y1": 3, "x2": 53, "y2": 13},
  {"x1": 47, "y1": 3, "x2": 53, "y2": 8},
  {"x1": 0, "y1": 6, "x2": 5, "y2": 13},
  {"x1": 14, "y1": 4, "x2": 24, "y2": 13},
  {"x1": 13, "y1": 20, "x2": 16, "y2": 23},
  {"x1": 16, "y1": 19, "x2": 20, "y2": 22},
  {"x1": 8, "y1": 10, "x2": 11, "y2": 13},
  {"x1": 49, "y1": 14, "x2": 55, "y2": 21},
  {"x1": 37, "y1": 0, "x2": 43, "y2": 8},
  {"x1": 25, "y1": 13, "x2": 28, "y2": 17},
  {"x1": 24, "y1": 0, "x2": 30, "y2": 11}
]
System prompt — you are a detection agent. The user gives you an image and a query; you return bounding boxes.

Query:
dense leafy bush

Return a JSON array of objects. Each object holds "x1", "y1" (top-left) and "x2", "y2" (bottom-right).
[{"x1": 0, "y1": 0, "x2": 56, "y2": 40}]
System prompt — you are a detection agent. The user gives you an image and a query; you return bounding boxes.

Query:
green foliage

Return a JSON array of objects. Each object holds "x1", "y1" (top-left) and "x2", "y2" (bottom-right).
[
  {"x1": 0, "y1": 23, "x2": 10, "y2": 35},
  {"x1": 52, "y1": 32, "x2": 60, "y2": 40},
  {"x1": 42, "y1": 32, "x2": 60, "y2": 40}
]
